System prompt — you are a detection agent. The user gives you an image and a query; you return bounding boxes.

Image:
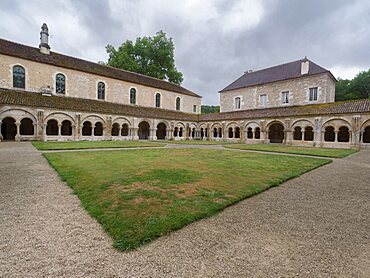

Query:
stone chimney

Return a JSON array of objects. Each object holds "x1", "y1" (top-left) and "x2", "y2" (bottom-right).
[
  {"x1": 301, "y1": 57, "x2": 309, "y2": 75},
  {"x1": 39, "y1": 23, "x2": 50, "y2": 54}
]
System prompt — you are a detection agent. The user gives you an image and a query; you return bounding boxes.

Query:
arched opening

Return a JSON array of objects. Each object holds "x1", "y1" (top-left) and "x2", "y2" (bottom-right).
[
  {"x1": 213, "y1": 128, "x2": 217, "y2": 138},
  {"x1": 1, "y1": 117, "x2": 17, "y2": 140},
  {"x1": 247, "y1": 127, "x2": 253, "y2": 139},
  {"x1": 268, "y1": 123, "x2": 284, "y2": 143},
  {"x1": 61, "y1": 120, "x2": 72, "y2": 136},
  {"x1": 156, "y1": 123, "x2": 166, "y2": 139},
  {"x1": 46, "y1": 119, "x2": 58, "y2": 136},
  {"x1": 138, "y1": 121, "x2": 150, "y2": 139},
  {"x1": 293, "y1": 126, "x2": 302, "y2": 140},
  {"x1": 235, "y1": 127, "x2": 240, "y2": 138},
  {"x1": 363, "y1": 126, "x2": 370, "y2": 143},
  {"x1": 324, "y1": 126, "x2": 335, "y2": 142},
  {"x1": 255, "y1": 127, "x2": 261, "y2": 139},
  {"x1": 338, "y1": 126, "x2": 350, "y2": 142},
  {"x1": 94, "y1": 122, "x2": 103, "y2": 136},
  {"x1": 111, "y1": 123, "x2": 120, "y2": 136},
  {"x1": 20, "y1": 118, "x2": 34, "y2": 135},
  {"x1": 228, "y1": 127, "x2": 233, "y2": 138},
  {"x1": 205, "y1": 128, "x2": 208, "y2": 138},
  {"x1": 200, "y1": 128, "x2": 204, "y2": 138},
  {"x1": 121, "y1": 123, "x2": 129, "y2": 136},
  {"x1": 191, "y1": 128, "x2": 195, "y2": 138},
  {"x1": 179, "y1": 127, "x2": 183, "y2": 137},
  {"x1": 304, "y1": 126, "x2": 314, "y2": 141},
  {"x1": 82, "y1": 121, "x2": 92, "y2": 136},
  {"x1": 174, "y1": 127, "x2": 179, "y2": 137},
  {"x1": 218, "y1": 128, "x2": 222, "y2": 138}
]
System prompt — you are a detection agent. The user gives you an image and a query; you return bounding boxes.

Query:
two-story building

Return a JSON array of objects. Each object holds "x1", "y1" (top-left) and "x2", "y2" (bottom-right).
[{"x1": 0, "y1": 24, "x2": 369, "y2": 148}]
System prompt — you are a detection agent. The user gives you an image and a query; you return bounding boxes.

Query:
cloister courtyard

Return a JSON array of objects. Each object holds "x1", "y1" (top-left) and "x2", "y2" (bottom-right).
[{"x1": 0, "y1": 141, "x2": 369, "y2": 277}]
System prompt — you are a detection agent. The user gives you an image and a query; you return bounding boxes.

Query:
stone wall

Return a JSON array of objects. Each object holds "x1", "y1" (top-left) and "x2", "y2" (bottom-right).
[
  {"x1": 0, "y1": 54, "x2": 201, "y2": 114},
  {"x1": 220, "y1": 73, "x2": 336, "y2": 112}
]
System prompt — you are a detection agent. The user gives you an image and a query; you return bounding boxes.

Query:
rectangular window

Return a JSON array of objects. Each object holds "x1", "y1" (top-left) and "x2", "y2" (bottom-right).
[
  {"x1": 193, "y1": 105, "x2": 197, "y2": 113},
  {"x1": 235, "y1": 97, "x2": 241, "y2": 109},
  {"x1": 309, "y1": 87, "x2": 318, "y2": 101},
  {"x1": 260, "y1": 94, "x2": 266, "y2": 107},
  {"x1": 282, "y1": 91, "x2": 289, "y2": 104}
]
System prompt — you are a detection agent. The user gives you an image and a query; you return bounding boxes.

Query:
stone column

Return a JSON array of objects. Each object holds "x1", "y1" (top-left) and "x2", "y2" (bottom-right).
[
  {"x1": 301, "y1": 128, "x2": 305, "y2": 143},
  {"x1": 131, "y1": 127, "x2": 138, "y2": 140},
  {"x1": 58, "y1": 123, "x2": 62, "y2": 141},
  {"x1": 0, "y1": 121, "x2": 3, "y2": 141},
  {"x1": 75, "y1": 113, "x2": 81, "y2": 141},
  {"x1": 14, "y1": 122, "x2": 20, "y2": 142},
  {"x1": 150, "y1": 128, "x2": 157, "y2": 140},
  {"x1": 37, "y1": 109, "x2": 44, "y2": 141}
]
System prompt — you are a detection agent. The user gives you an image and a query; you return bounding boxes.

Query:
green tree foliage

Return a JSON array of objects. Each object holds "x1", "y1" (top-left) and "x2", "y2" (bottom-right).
[
  {"x1": 201, "y1": 105, "x2": 220, "y2": 114},
  {"x1": 105, "y1": 31, "x2": 183, "y2": 85},
  {"x1": 336, "y1": 69, "x2": 370, "y2": 101}
]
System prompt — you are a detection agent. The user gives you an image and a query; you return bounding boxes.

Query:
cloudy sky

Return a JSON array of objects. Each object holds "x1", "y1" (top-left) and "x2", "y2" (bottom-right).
[{"x1": 1, "y1": 0, "x2": 369, "y2": 104}]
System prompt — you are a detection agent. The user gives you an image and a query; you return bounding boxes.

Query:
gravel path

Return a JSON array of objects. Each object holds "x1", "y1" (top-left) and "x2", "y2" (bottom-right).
[{"x1": 0, "y1": 142, "x2": 369, "y2": 277}]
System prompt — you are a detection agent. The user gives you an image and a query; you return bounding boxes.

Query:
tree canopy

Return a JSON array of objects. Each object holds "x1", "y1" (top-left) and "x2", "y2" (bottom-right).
[
  {"x1": 336, "y1": 69, "x2": 370, "y2": 101},
  {"x1": 201, "y1": 105, "x2": 220, "y2": 114},
  {"x1": 105, "y1": 31, "x2": 183, "y2": 85}
]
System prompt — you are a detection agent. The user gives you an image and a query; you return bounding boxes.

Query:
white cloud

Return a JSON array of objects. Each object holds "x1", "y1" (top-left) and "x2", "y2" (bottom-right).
[{"x1": 331, "y1": 66, "x2": 367, "y2": 80}]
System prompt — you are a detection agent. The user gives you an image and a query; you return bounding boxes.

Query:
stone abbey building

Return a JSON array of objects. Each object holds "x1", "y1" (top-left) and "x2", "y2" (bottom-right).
[{"x1": 1, "y1": 24, "x2": 370, "y2": 148}]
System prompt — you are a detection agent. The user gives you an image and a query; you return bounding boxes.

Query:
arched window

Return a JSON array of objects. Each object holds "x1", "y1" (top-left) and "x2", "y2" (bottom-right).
[
  {"x1": 338, "y1": 126, "x2": 350, "y2": 142},
  {"x1": 61, "y1": 120, "x2": 72, "y2": 136},
  {"x1": 112, "y1": 123, "x2": 120, "y2": 136},
  {"x1": 121, "y1": 123, "x2": 129, "y2": 136},
  {"x1": 130, "y1": 88, "x2": 136, "y2": 104},
  {"x1": 13, "y1": 65, "x2": 25, "y2": 89},
  {"x1": 293, "y1": 126, "x2": 302, "y2": 140},
  {"x1": 235, "y1": 97, "x2": 241, "y2": 109},
  {"x1": 179, "y1": 127, "x2": 183, "y2": 137},
  {"x1": 218, "y1": 128, "x2": 222, "y2": 138},
  {"x1": 235, "y1": 127, "x2": 240, "y2": 138},
  {"x1": 56, "y1": 73, "x2": 66, "y2": 94},
  {"x1": 97, "y1": 82, "x2": 105, "y2": 100},
  {"x1": 46, "y1": 120, "x2": 58, "y2": 136},
  {"x1": 200, "y1": 128, "x2": 204, "y2": 138},
  {"x1": 304, "y1": 126, "x2": 314, "y2": 141},
  {"x1": 176, "y1": 97, "x2": 181, "y2": 111},
  {"x1": 174, "y1": 127, "x2": 179, "y2": 137},
  {"x1": 228, "y1": 127, "x2": 233, "y2": 138},
  {"x1": 94, "y1": 122, "x2": 103, "y2": 136},
  {"x1": 20, "y1": 118, "x2": 34, "y2": 135},
  {"x1": 82, "y1": 122, "x2": 92, "y2": 136},
  {"x1": 213, "y1": 128, "x2": 218, "y2": 138},
  {"x1": 324, "y1": 126, "x2": 335, "y2": 142},
  {"x1": 255, "y1": 127, "x2": 261, "y2": 139},
  {"x1": 155, "y1": 93, "x2": 161, "y2": 108},
  {"x1": 247, "y1": 127, "x2": 253, "y2": 139},
  {"x1": 363, "y1": 126, "x2": 370, "y2": 143}
]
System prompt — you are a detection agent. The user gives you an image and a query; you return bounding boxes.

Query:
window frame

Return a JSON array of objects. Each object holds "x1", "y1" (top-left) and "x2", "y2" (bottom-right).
[
  {"x1": 260, "y1": 94, "x2": 267, "y2": 107},
  {"x1": 176, "y1": 97, "x2": 181, "y2": 111},
  {"x1": 193, "y1": 105, "x2": 197, "y2": 113},
  {"x1": 281, "y1": 91, "x2": 289, "y2": 104},
  {"x1": 129, "y1": 87, "x2": 137, "y2": 105},
  {"x1": 55, "y1": 73, "x2": 66, "y2": 95},
  {"x1": 309, "y1": 87, "x2": 318, "y2": 101},
  {"x1": 12, "y1": 65, "x2": 26, "y2": 89},
  {"x1": 234, "y1": 96, "x2": 241, "y2": 110},
  {"x1": 97, "y1": 81, "x2": 105, "y2": 100},
  {"x1": 155, "y1": 92, "x2": 161, "y2": 108}
]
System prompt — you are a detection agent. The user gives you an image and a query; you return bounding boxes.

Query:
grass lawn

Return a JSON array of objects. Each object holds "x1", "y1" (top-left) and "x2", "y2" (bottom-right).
[
  {"x1": 32, "y1": 140, "x2": 165, "y2": 150},
  {"x1": 154, "y1": 140, "x2": 241, "y2": 145},
  {"x1": 224, "y1": 144, "x2": 358, "y2": 158},
  {"x1": 44, "y1": 148, "x2": 330, "y2": 251}
]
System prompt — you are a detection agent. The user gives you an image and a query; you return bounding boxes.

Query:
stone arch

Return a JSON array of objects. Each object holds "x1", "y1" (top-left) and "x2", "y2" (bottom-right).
[
  {"x1": 81, "y1": 114, "x2": 106, "y2": 125},
  {"x1": 121, "y1": 123, "x2": 129, "y2": 136},
  {"x1": 293, "y1": 126, "x2": 302, "y2": 140},
  {"x1": 156, "y1": 122, "x2": 167, "y2": 140},
  {"x1": 324, "y1": 126, "x2": 335, "y2": 142},
  {"x1": 44, "y1": 112, "x2": 74, "y2": 124},
  {"x1": 0, "y1": 108, "x2": 37, "y2": 123},
  {"x1": 304, "y1": 126, "x2": 314, "y2": 141},
  {"x1": 1, "y1": 117, "x2": 17, "y2": 140},
  {"x1": 268, "y1": 122, "x2": 285, "y2": 143},
  {"x1": 112, "y1": 123, "x2": 120, "y2": 136},
  {"x1": 61, "y1": 120, "x2": 72, "y2": 136},
  {"x1": 291, "y1": 119, "x2": 314, "y2": 128},
  {"x1": 112, "y1": 116, "x2": 131, "y2": 126},
  {"x1": 363, "y1": 126, "x2": 370, "y2": 143},
  {"x1": 94, "y1": 122, "x2": 104, "y2": 136},
  {"x1": 46, "y1": 119, "x2": 58, "y2": 136},
  {"x1": 338, "y1": 126, "x2": 350, "y2": 142},
  {"x1": 322, "y1": 118, "x2": 352, "y2": 131},
  {"x1": 138, "y1": 121, "x2": 150, "y2": 139},
  {"x1": 20, "y1": 118, "x2": 34, "y2": 135},
  {"x1": 82, "y1": 121, "x2": 92, "y2": 136}
]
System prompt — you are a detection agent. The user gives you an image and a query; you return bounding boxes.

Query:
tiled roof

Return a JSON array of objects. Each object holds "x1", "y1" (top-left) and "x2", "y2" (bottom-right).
[
  {"x1": 220, "y1": 59, "x2": 335, "y2": 92},
  {"x1": 0, "y1": 89, "x2": 198, "y2": 121},
  {"x1": 0, "y1": 38, "x2": 201, "y2": 98},
  {"x1": 199, "y1": 99, "x2": 370, "y2": 121}
]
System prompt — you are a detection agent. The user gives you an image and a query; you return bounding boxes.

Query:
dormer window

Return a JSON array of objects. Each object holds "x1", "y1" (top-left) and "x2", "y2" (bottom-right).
[
  {"x1": 97, "y1": 82, "x2": 105, "y2": 100},
  {"x1": 56, "y1": 73, "x2": 66, "y2": 94},
  {"x1": 309, "y1": 87, "x2": 318, "y2": 101},
  {"x1": 282, "y1": 91, "x2": 289, "y2": 104},
  {"x1": 13, "y1": 65, "x2": 25, "y2": 89},
  {"x1": 234, "y1": 97, "x2": 241, "y2": 110}
]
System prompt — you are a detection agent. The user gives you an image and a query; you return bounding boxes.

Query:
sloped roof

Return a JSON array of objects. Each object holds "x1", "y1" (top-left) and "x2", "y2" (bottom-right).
[
  {"x1": 220, "y1": 59, "x2": 336, "y2": 92},
  {"x1": 199, "y1": 99, "x2": 370, "y2": 121},
  {"x1": 0, "y1": 89, "x2": 198, "y2": 121},
  {"x1": 0, "y1": 38, "x2": 201, "y2": 98}
]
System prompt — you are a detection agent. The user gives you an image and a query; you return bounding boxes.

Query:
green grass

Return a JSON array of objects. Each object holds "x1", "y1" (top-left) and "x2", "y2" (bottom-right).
[
  {"x1": 154, "y1": 140, "x2": 241, "y2": 145},
  {"x1": 32, "y1": 140, "x2": 165, "y2": 150},
  {"x1": 44, "y1": 148, "x2": 330, "y2": 251},
  {"x1": 224, "y1": 144, "x2": 358, "y2": 158}
]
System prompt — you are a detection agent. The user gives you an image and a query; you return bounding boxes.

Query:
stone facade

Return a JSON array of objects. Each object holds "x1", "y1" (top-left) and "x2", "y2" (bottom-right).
[{"x1": 220, "y1": 72, "x2": 335, "y2": 112}]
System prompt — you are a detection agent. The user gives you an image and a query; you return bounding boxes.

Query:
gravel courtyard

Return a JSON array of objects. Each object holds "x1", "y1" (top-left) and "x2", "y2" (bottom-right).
[{"x1": 0, "y1": 142, "x2": 369, "y2": 277}]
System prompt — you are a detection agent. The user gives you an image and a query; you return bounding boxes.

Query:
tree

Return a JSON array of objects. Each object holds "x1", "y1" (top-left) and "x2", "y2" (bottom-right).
[
  {"x1": 201, "y1": 105, "x2": 220, "y2": 114},
  {"x1": 336, "y1": 69, "x2": 370, "y2": 101},
  {"x1": 105, "y1": 31, "x2": 183, "y2": 85}
]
